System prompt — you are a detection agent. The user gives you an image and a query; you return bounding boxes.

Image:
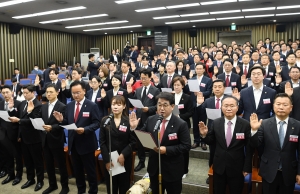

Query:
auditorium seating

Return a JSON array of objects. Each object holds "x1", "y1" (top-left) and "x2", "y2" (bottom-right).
[
  {"x1": 27, "y1": 74, "x2": 36, "y2": 81},
  {"x1": 4, "y1": 79, "x2": 12, "y2": 85},
  {"x1": 19, "y1": 78, "x2": 31, "y2": 85},
  {"x1": 58, "y1": 73, "x2": 66, "y2": 80}
]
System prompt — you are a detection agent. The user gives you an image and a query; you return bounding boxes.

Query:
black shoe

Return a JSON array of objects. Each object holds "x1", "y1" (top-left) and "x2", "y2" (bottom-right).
[
  {"x1": 191, "y1": 143, "x2": 199, "y2": 149},
  {"x1": 59, "y1": 187, "x2": 70, "y2": 194},
  {"x1": 206, "y1": 177, "x2": 209, "y2": 184},
  {"x1": 201, "y1": 143, "x2": 207, "y2": 150},
  {"x1": 42, "y1": 185, "x2": 58, "y2": 194},
  {"x1": 21, "y1": 179, "x2": 36, "y2": 189},
  {"x1": 2, "y1": 175, "x2": 15, "y2": 184},
  {"x1": 34, "y1": 181, "x2": 44, "y2": 192},
  {"x1": 134, "y1": 163, "x2": 145, "y2": 172},
  {"x1": 0, "y1": 171, "x2": 7, "y2": 178},
  {"x1": 12, "y1": 177, "x2": 22, "y2": 186}
]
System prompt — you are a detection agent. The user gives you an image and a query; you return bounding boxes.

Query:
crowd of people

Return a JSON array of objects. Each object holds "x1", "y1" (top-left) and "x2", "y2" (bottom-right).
[{"x1": 1, "y1": 37, "x2": 300, "y2": 194}]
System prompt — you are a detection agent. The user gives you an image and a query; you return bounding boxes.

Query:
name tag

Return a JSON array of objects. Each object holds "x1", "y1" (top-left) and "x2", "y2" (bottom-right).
[
  {"x1": 280, "y1": 58, "x2": 283, "y2": 61},
  {"x1": 58, "y1": 89, "x2": 60, "y2": 92},
  {"x1": 117, "y1": 91, "x2": 123, "y2": 95},
  {"x1": 103, "y1": 83, "x2": 108, "y2": 87},
  {"x1": 200, "y1": 83, "x2": 206, "y2": 87},
  {"x1": 83, "y1": 112, "x2": 89, "y2": 117},
  {"x1": 269, "y1": 72, "x2": 274, "y2": 76},
  {"x1": 263, "y1": 98, "x2": 271, "y2": 104},
  {"x1": 290, "y1": 135, "x2": 298, "y2": 142},
  {"x1": 231, "y1": 82, "x2": 236, "y2": 86},
  {"x1": 236, "y1": 133, "x2": 245, "y2": 139},
  {"x1": 119, "y1": 125, "x2": 127, "y2": 132},
  {"x1": 178, "y1": 104, "x2": 184, "y2": 109},
  {"x1": 97, "y1": 98, "x2": 101, "y2": 102},
  {"x1": 168, "y1": 133, "x2": 178, "y2": 140},
  {"x1": 148, "y1": 93, "x2": 153, "y2": 99}
]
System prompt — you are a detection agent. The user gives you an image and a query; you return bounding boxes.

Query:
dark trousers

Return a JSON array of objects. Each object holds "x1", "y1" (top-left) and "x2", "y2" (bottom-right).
[
  {"x1": 150, "y1": 174, "x2": 182, "y2": 194},
  {"x1": 183, "y1": 151, "x2": 189, "y2": 174},
  {"x1": 71, "y1": 146, "x2": 97, "y2": 194},
  {"x1": 213, "y1": 171, "x2": 244, "y2": 194},
  {"x1": 21, "y1": 141, "x2": 44, "y2": 182},
  {"x1": 134, "y1": 131, "x2": 145, "y2": 164},
  {"x1": 192, "y1": 109, "x2": 200, "y2": 144},
  {"x1": 43, "y1": 143, "x2": 68, "y2": 188},
  {"x1": 262, "y1": 171, "x2": 294, "y2": 194},
  {"x1": 208, "y1": 143, "x2": 216, "y2": 167},
  {"x1": 0, "y1": 142, "x2": 8, "y2": 172}
]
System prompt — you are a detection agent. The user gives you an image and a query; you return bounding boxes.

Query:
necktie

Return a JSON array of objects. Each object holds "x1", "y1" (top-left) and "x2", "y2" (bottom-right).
[
  {"x1": 141, "y1": 86, "x2": 147, "y2": 102},
  {"x1": 226, "y1": 121, "x2": 232, "y2": 147},
  {"x1": 122, "y1": 75, "x2": 126, "y2": 86},
  {"x1": 74, "y1": 102, "x2": 80, "y2": 122},
  {"x1": 167, "y1": 76, "x2": 172, "y2": 88},
  {"x1": 244, "y1": 66, "x2": 248, "y2": 76},
  {"x1": 278, "y1": 121, "x2": 285, "y2": 169},
  {"x1": 226, "y1": 75, "x2": 230, "y2": 87},
  {"x1": 216, "y1": 98, "x2": 220, "y2": 109},
  {"x1": 160, "y1": 120, "x2": 167, "y2": 142},
  {"x1": 24, "y1": 101, "x2": 28, "y2": 112},
  {"x1": 4, "y1": 102, "x2": 8, "y2": 111},
  {"x1": 217, "y1": 61, "x2": 221, "y2": 67}
]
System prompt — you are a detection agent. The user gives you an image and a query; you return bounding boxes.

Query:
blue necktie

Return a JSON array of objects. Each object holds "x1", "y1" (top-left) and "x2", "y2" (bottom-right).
[{"x1": 278, "y1": 121, "x2": 285, "y2": 169}]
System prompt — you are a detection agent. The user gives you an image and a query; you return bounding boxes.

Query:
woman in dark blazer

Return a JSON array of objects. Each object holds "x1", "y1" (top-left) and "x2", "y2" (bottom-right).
[
  {"x1": 98, "y1": 66, "x2": 112, "y2": 91},
  {"x1": 175, "y1": 60, "x2": 189, "y2": 78},
  {"x1": 172, "y1": 77, "x2": 193, "y2": 178},
  {"x1": 109, "y1": 49, "x2": 121, "y2": 65},
  {"x1": 100, "y1": 95, "x2": 136, "y2": 194}
]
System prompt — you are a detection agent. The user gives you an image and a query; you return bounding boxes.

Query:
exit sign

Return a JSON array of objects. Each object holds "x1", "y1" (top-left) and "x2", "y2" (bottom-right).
[
  {"x1": 147, "y1": 30, "x2": 151, "y2": 35},
  {"x1": 231, "y1": 23, "x2": 236, "y2": 31}
]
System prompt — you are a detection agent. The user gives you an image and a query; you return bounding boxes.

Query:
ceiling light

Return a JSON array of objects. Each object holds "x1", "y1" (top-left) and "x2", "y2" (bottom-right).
[
  {"x1": 210, "y1": 10, "x2": 241, "y2": 14},
  {"x1": 153, "y1": 15, "x2": 180, "y2": 19},
  {"x1": 277, "y1": 5, "x2": 300, "y2": 10},
  {"x1": 192, "y1": 25, "x2": 196, "y2": 27},
  {"x1": 238, "y1": 0, "x2": 253, "y2": 1},
  {"x1": 245, "y1": 14, "x2": 274, "y2": 18},
  {"x1": 200, "y1": 0, "x2": 236, "y2": 5},
  {"x1": 190, "y1": 18, "x2": 216, "y2": 22},
  {"x1": 0, "y1": 0, "x2": 35, "y2": 8},
  {"x1": 66, "y1": 20, "x2": 128, "y2": 28},
  {"x1": 135, "y1": 7, "x2": 166, "y2": 12},
  {"x1": 242, "y1": 7, "x2": 275, "y2": 12},
  {"x1": 40, "y1": 14, "x2": 108, "y2": 24},
  {"x1": 180, "y1": 12, "x2": 209, "y2": 17},
  {"x1": 165, "y1": 21, "x2": 189, "y2": 24},
  {"x1": 276, "y1": 12, "x2": 300, "y2": 16},
  {"x1": 166, "y1": 3, "x2": 200, "y2": 9},
  {"x1": 105, "y1": 33, "x2": 107, "y2": 34},
  {"x1": 13, "y1": 6, "x2": 86, "y2": 19},
  {"x1": 115, "y1": 0, "x2": 144, "y2": 4},
  {"x1": 84, "y1": 25, "x2": 142, "y2": 32},
  {"x1": 130, "y1": 30, "x2": 133, "y2": 32},
  {"x1": 216, "y1": 16, "x2": 244, "y2": 20},
  {"x1": 273, "y1": 20, "x2": 276, "y2": 22}
]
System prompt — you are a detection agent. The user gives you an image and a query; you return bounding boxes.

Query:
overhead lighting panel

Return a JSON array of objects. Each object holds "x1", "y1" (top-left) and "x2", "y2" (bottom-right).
[
  {"x1": 180, "y1": 12, "x2": 209, "y2": 17},
  {"x1": 276, "y1": 12, "x2": 300, "y2": 16},
  {"x1": 0, "y1": 0, "x2": 35, "y2": 8},
  {"x1": 165, "y1": 21, "x2": 189, "y2": 24},
  {"x1": 66, "y1": 20, "x2": 128, "y2": 29},
  {"x1": 153, "y1": 15, "x2": 180, "y2": 19},
  {"x1": 39, "y1": 14, "x2": 108, "y2": 24},
  {"x1": 216, "y1": 16, "x2": 244, "y2": 20},
  {"x1": 115, "y1": 0, "x2": 144, "y2": 4},
  {"x1": 210, "y1": 10, "x2": 241, "y2": 14},
  {"x1": 242, "y1": 7, "x2": 275, "y2": 12},
  {"x1": 166, "y1": 3, "x2": 200, "y2": 9},
  {"x1": 135, "y1": 7, "x2": 166, "y2": 12},
  {"x1": 277, "y1": 5, "x2": 300, "y2": 10},
  {"x1": 190, "y1": 18, "x2": 216, "y2": 22},
  {"x1": 83, "y1": 25, "x2": 142, "y2": 32},
  {"x1": 200, "y1": 0, "x2": 236, "y2": 5},
  {"x1": 245, "y1": 14, "x2": 274, "y2": 18}
]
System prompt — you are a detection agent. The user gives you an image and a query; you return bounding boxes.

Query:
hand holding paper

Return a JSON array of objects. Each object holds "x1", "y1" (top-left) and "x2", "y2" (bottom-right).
[
  {"x1": 205, "y1": 108, "x2": 221, "y2": 120},
  {"x1": 128, "y1": 98, "x2": 144, "y2": 108},
  {"x1": 60, "y1": 123, "x2": 78, "y2": 130}
]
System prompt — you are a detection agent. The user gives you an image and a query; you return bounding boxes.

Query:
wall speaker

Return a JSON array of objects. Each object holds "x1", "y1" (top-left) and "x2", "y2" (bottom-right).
[
  {"x1": 9, "y1": 23, "x2": 22, "y2": 34},
  {"x1": 189, "y1": 29, "x2": 197, "y2": 37},
  {"x1": 276, "y1": 25, "x2": 286, "y2": 33}
]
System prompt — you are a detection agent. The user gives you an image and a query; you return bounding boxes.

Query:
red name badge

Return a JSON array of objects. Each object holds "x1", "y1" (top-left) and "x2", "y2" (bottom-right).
[
  {"x1": 83, "y1": 112, "x2": 89, "y2": 117},
  {"x1": 200, "y1": 83, "x2": 206, "y2": 87},
  {"x1": 97, "y1": 98, "x2": 101, "y2": 102},
  {"x1": 290, "y1": 135, "x2": 298, "y2": 142},
  {"x1": 236, "y1": 133, "x2": 245, "y2": 139},
  {"x1": 118, "y1": 91, "x2": 123, "y2": 95},
  {"x1": 231, "y1": 82, "x2": 237, "y2": 86},
  {"x1": 103, "y1": 83, "x2": 108, "y2": 87},
  {"x1": 148, "y1": 93, "x2": 153, "y2": 99},
  {"x1": 119, "y1": 125, "x2": 127, "y2": 132},
  {"x1": 168, "y1": 133, "x2": 178, "y2": 140},
  {"x1": 263, "y1": 98, "x2": 271, "y2": 104},
  {"x1": 269, "y1": 72, "x2": 274, "y2": 76},
  {"x1": 178, "y1": 104, "x2": 184, "y2": 109}
]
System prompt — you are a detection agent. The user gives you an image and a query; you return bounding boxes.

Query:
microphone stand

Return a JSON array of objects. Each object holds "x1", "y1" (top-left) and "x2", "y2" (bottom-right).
[
  {"x1": 157, "y1": 126, "x2": 162, "y2": 194},
  {"x1": 108, "y1": 120, "x2": 113, "y2": 194}
]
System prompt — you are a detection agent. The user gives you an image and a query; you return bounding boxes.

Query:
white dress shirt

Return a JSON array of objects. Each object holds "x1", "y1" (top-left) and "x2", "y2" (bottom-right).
[
  {"x1": 275, "y1": 116, "x2": 289, "y2": 138},
  {"x1": 48, "y1": 99, "x2": 58, "y2": 118},
  {"x1": 91, "y1": 89, "x2": 99, "y2": 102},
  {"x1": 113, "y1": 55, "x2": 118, "y2": 62},
  {"x1": 141, "y1": 84, "x2": 151, "y2": 98},
  {"x1": 224, "y1": 115, "x2": 237, "y2": 138},
  {"x1": 113, "y1": 88, "x2": 120, "y2": 96},
  {"x1": 197, "y1": 75, "x2": 204, "y2": 85},
  {"x1": 175, "y1": 92, "x2": 183, "y2": 105},
  {"x1": 292, "y1": 80, "x2": 300, "y2": 88},
  {"x1": 160, "y1": 113, "x2": 172, "y2": 131},
  {"x1": 253, "y1": 85, "x2": 263, "y2": 109},
  {"x1": 74, "y1": 97, "x2": 85, "y2": 117}
]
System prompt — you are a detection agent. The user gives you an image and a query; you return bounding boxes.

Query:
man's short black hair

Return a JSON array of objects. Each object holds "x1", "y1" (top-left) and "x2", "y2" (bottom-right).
[
  {"x1": 72, "y1": 67, "x2": 83, "y2": 75},
  {"x1": 49, "y1": 68, "x2": 59, "y2": 75},
  {"x1": 289, "y1": 66, "x2": 300, "y2": 72},
  {"x1": 249, "y1": 66, "x2": 266, "y2": 76},
  {"x1": 70, "y1": 80, "x2": 86, "y2": 91},
  {"x1": 212, "y1": 79, "x2": 226, "y2": 87},
  {"x1": 47, "y1": 61, "x2": 55, "y2": 67},
  {"x1": 274, "y1": 93, "x2": 293, "y2": 104},
  {"x1": 23, "y1": 84, "x2": 36, "y2": 92},
  {"x1": 1, "y1": 85, "x2": 12, "y2": 91},
  {"x1": 287, "y1": 53, "x2": 296, "y2": 58},
  {"x1": 46, "y1": 83, "x2": 59, "y2": 92},
  {"x1": 88, "y1": 54, "x2": 95, "y2": 59},
  {"x1": 140, "y1": 68, "x2": 151, "y2": 78},
  {"x1": 224, "y1": 58, "x2": 233, "y2": 65},
  {"x1": 195, "y1": 62, "x2": 205, "y2": 68},
  {"x1": 14, "y1": 67, "x2": 19, "y2": 71},
  {"x1": 272, "y1": 51, "x2": 280, "y2": 56},
  {"x1": 156, "y1": 92, "x2": 175, "y2": 105}
]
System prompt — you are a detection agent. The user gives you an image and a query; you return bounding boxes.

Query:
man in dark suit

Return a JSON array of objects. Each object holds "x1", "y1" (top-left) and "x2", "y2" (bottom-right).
[
  {"x1": 261, "y1": 54, "x2": 276, "y2": 87},
  {"x1": 8, "y1": 84, "x2": 44, "y2": 191},
  {"x1": 264, "y1": 38, "x2": 272, "y2": 50},
  {"x1": 120, "y1": 61, "x2": 135, "y2": 90},
  {"x1": 217, "y1": 59, "x2": 241, "y2": 91},
  {"x1": 208, "y1": 51, "x2": 223, "y2": 73},
  {"x1": 53, "y1": 80, "x2": 101, "y2": 194},
  {"x1": 154, "y1": 51, "x2": 167, "y2": 73},
  {"x1": 29, "y1": 84, "x2": 69, "y2": 194},
  {"x1": 88, "y1": 54, "x2": 102, "y2": 80},
  {"x1": 129, "y1": 92, "x2": 191, "y2": 194},
  {"x1": 276, "y1": 66, "x2": 300, "y2": 93},
  {"x1": 270, "y1": 51, "x2": 287, "y2": 67},
  {"x1": 249, "y1": 51, "x2": 261, "y2": 66},
  {"x1": 43, "y1": 61, "x2": 56, "y2": 84},
  {"x1": 11, "y1": 78, "x2": 21, "y2": 99},
  {"x1": 287, "y1": 85, "x2": 300, "y2": 121},
  {"x1": 250, "y1": 93, "x2": 300, "y2": 194},
  {"x1": 0, "y1": 85, "x2": 23, "y2": 185},
  {"x1": 129, "y1": 45, "x2": 138, "y2": 63},
  {"x1": 147, "y1": 45, "x2": 154, "y2": 60},
  {"x1": 279, "y1": 53, "x2": 298, "y2": 81},
  {"x1": 236, "y1": 53, "x2": 253, "y2": 78},
  {"x1": 11, "y1": 68, "x2": 24, "y2": 83},
  {"x1": 127, "y1": 69, "x2": 160, "y2": 172},
  {"x1": 199, "y1": 96, "x2": 252, "y2": 194}
]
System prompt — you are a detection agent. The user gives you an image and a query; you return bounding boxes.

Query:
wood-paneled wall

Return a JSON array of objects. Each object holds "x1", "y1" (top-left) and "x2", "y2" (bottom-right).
[{"x1": 0, "y1": 22, "x2": 93, "y2": 83}]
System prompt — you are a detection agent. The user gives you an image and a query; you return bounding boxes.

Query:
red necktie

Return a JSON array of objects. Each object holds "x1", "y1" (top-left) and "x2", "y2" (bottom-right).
[
  {"x1": 244, "y1": 66, "x2": 248, "y2": 76},
  {"x1": 167, "y1": 76, "x2": 172, "y2": 88},
  {"x1": 160, "y1": 120, "x2": 167, "y2": 142},
  {"x1": 74, "y1": 102, "x2": 80, "y2": 122},
  {"x1": 216, "y1": 98, "x2": 220, "y2": 109},
  {"x1": 122, "y1": 75, "x2": 126, "y2": 86},
  {"x1": 225, "y1": 75, "x2": 230, "y2": 87}
]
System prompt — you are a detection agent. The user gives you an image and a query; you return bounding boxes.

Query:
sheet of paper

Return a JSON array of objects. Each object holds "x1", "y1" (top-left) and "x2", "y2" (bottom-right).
[
  {"x1": 128, "y1": 98, "x2": 144, "y2": 108},
  {"x1": 188, "y1": 79, "x2": 200, "y2": 92},
  {"x1": 161, "y1": 88, "x2": 172, "y2": 93},
  {"x1": 60, "y1": 123, "x2": 78, "y2": 130},
  {"x1": 247, "y1": 80, "x2": 252, "y2": 87},
  {"x1": 173, "y1": 105, "x2": 180, "y2": 116},
  {"x1": 205, "y1": 108, "x2": 222, "y2": 120},
  {"x1": 111, "y1": 151, "x2": 126, "y2": 176},
  {"x1": 224, "y1": 87, "x2": 232, "y2": 95},
  {"x1": 134, "y1": 130, "x2": 157, "y2": 149},
  {"x1": 30, "y1": 118, "x2": 45, "y2": 131},
  {"x1": 0, "y1": 111, "x2": 11, "y2": 122}
]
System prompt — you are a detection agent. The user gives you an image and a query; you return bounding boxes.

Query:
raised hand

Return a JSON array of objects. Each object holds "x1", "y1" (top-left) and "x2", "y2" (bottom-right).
[
  {"x1": 212, "y1": 75, "x2": 217, "y2": 81},
  {"x1": 61, "y1": 79, "x2": 66, "y2": 89},
  {"x1": 53, "y1": 111, "x2": 63, "y2": 122},
  {"x1": 232, "y1": 88, "x2": 240, "y2": 100},
  {"x1": 208, "y1": 59, "x2": 213, "y2": 67},
  {"x1": 241, "y1": 75, "x2": 247, "y2": 86},
  {"x1": 8, "y1": 97, "x2": 14, "y2": 109},
  {"x1": 129, "y1": 111, "x2": 140, "y2": 129},
  {"x1": 235, "y1": 65, "x2": 241, "y2": 74},
  {"x1": 129, "y1": 77, "x2": 134, "y2": 86},
  {"x1": 196, "y1": 92, "x2": 204, "y2": 105},
  {"x1": 296, "y1": 175, "x2": 300, "y2": 185},
  {"x1": 185, "y1": 64, "x2": 190, "y2": 71},
  {"x1": 127, "y1": 84, "x2": 133, "y2": 94},
  {"x1": 250, "y1": 113, "x2": 262, "y2": 131},
  {"x1": 182, "y1": 76, "x2": 188, "y2": 85},
  {"x1": 276, "y1": 64, "x2": 282, "y2": 74},
  {"x1": 275, "y1": 74, "x2": 282, "y2": 85},
  {"x1": 27, "y1": 101, "x2": 35, "y2": 112},
  {"x1": 285, "y1": 82, "x2": 293, "y2": 96},
  {"x1": 214, "y1": 66, "x2": 219, "y2": 75},
  {"x1": 34, "y1": 75, "x2": 40, "y2": 86},
  {"x1": 152, "y1": 74, "x2": 159, "y2": 84},
  {"x1": 101, "y1": 88, "x2": 106, "y2": 98},
  {"x1": 198, "y1": 121, "x2": 208, "y2": 136},
  {"x1": 131, "y1": 62, "x2": 136, "y2": 72},
  {"x1": 189, "y1": 70, "x2": 193, "y2": 79}
]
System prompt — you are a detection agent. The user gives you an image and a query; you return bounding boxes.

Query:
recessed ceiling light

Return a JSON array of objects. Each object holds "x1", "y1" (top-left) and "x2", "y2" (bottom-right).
[
  {"x1": 166, "y1": 3, "x2": 200, "y2": 9},
  {"x1": 210, "y1": 10, "x2": 241, "y2": 14},
  {"x1": 135, "y1": 7, "x2": 166, "y2": 12},
  {"x1": 192, "y1": 25, "x2": 196, "y2": 27},
  {"x1": 84, "y1": 25, "x2": 142, "y2": 32},
  {"x1": 115, "y1": 0, "x2": 144, "y2": 4},
  {"x1": 165, "y1": 21, "x2": 189, "y2": 24},
  {"x1": 180, "y1": 12, "x2": 209, "y2": 17},
  {"x1": 39, "y1": 14, "x2": 108, "y2": 24},
  {"x1": 66, "y1": 20, "x2": 128, "y2": 29},
  {"x1": 242, "y1": 7, "x2": 275, "y2": 12},
  {"x1": 277, "y1": 5, "x2": 300, "y2": 10},
  {"x1": 216, "y1": 16, "x2": 244, "y2": 20},
  {"x1": 276, "y1": 12, "x2": 300, "y2": 16},
  {"x1": 153, "y1": 15, "x2": 180, "y2": 19},
  {"x1": 245, "y1": 14, "x2": 274, "y2": 18},
  {"x1": 273, "y1": 20, "x2": 276, "y2": 22},
  {"x1": 0, "y1": 0, "x2": 35, "y2": 8},
  {"x1": 130, "y1": 30, "x2": 133, "y2": 32},
  {"x1": 201, "y1": 0, "x2": 236, "y2": 5},
  {"x1": 105, "y1": 32, "x2": 107, "y2": 34},
  {"x1": 190, "y1": 18, "x2": 216, "y2": 22}
]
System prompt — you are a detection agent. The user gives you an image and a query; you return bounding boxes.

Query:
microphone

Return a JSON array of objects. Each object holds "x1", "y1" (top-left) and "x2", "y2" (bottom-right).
[
  {"x1": 103, "y1": 113, "x2": 113, "y2": 127},
  {"x1": 153, "y1": 115, "x2": 164, "y2": 132}
]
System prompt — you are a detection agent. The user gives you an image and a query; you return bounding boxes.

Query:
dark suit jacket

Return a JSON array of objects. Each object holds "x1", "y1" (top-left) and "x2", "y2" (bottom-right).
[
  {"x1": 280, "y1": 65, "x2": 293, "y2": 81},
  {"x1": 11, "y1": 84, "x2": 22, "y2": 99},
  {"x1": 238, "y1": 86, "x2": 276, "y2": 121},
  {"x1": 120, "y1": 73, "x2": 135, "y2": 90},
  {"x1": 61, "y1": 98, "x2": 101, "y2": 155},
  {"x1": 36, "y1": 80, "x2": 67, "y2": 104},
  {"x1": 189, "y1": 76, "x2": 213, "y2": 106},
  {"x1": 291, "y1": 87, "x2": 300, "y2": 121},
  {"x1": 251, "y1": 117, "x2": 300, "y2": 186},
  {"x1": 175, "y1": 70, "x2": 189, "y2": 78},
  {"x1": 109, "y1": 55, "x2": 121, "y2": 64},
  {"x1": 217, "y1": 72, "x2": 241, "y2": 91},
  {"x1": 203, "y1": 116, "x2": 252, "y2": 177},
  {"x1": 264, "y1": 65, "x2": 276, "y2": 87},
  {"x1": 249, "y1": 60, "x2": 261, "y2": 66},
  {"x1": 275, "y1": 80, "x2": 298, "y2": 93},
  {"x1": 141, "y1": 114, "x2": 191, "y2": 182},
  {"x1": 12, "y1": 74, "x2": 24, "y2": 82},
  {"x1": 237, "y1": 64, "x2": 254, "y2": 78},
  {"x1": 156, "y1": 74, "x2": 190, "y2": 93},
  {"x1": 43, "y1": 68, "x2": 52, "y2": 84},
  {"x1": 269, "y1": 61, "x2": 287, "y2": 67},
  {"x1": 174, "y1": 93, "x2": 194, "y2": 127},
  {"x1": 130, "y1": 50, "x2": 138, "y2": 63},
  {"x1": 102, "y1": 88, "x2": 129, "y2": 111},
  {"x1": 88, "y1": 61, "x2": 101, "y2": 80},
  {"x1": 87, "y1": 89, "x2": 106, "y2": 121},
  {"x1": 147, "y1": 49, "x2": 154, "y2": 60},
  {"x1": 31, "y1": 100, "x2": 66, "y2": 148},
  {"x1": 102, "y1": 77, "x2": 112, "y2": 91}
]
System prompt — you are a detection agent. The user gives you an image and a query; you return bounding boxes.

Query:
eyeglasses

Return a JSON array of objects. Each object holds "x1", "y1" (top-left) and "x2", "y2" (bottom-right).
[
  {"x1": 157, "y1": 103, "x2": 170, "y2": 108},
  {"x1": 90, "y1": 81, "x2": 99, "y2": 84}
]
